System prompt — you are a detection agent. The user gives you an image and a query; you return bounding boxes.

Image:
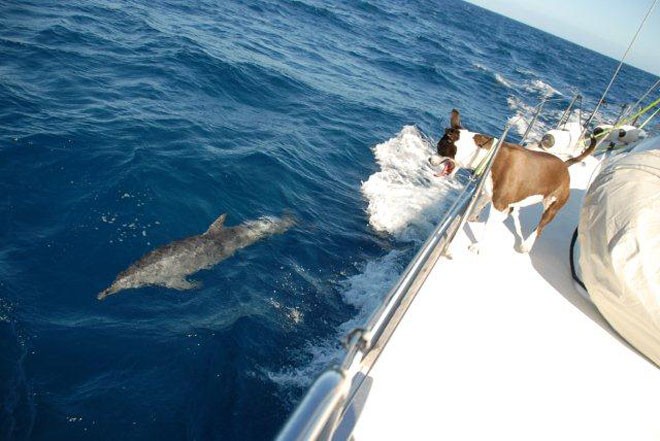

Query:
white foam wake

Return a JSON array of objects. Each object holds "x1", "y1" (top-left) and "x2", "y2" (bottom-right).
[
  {"x1": 474, "y1": 63, "x2": 515, "y2": 90},
  {"x1": 523, "y1": 79, "x2": 562, "y2": 97},
  {"x1": 361, "y1": 125, "x2": 462, "y2": 242},
  {"x1": 505, "y1": 76, "x2": 564, "y2": 141},
  {"x1": 507, "y1": 96, "x2": 543, "y2": 139},
  {"x1": 265, "y1": 127, "x2": 462, "y2": 396},
  {"x1": 473, "y1": 62, "x2": 562, "y2": 99},
  {"x1": 265, "y1": 250, "x2": 405, "y2": 391},
  {"x1": 494, "y1": 73, "x2": 514, "y2": 89},
  {"x1": 506, "y1": 96, "x2": 574, "y2": 141}
]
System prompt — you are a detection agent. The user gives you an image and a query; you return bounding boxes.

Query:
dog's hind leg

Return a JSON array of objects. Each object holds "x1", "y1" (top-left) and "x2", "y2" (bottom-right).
[
  {"x1": 510, "y1": 207, "x2": 525, "y2": 249},
  {"x1": 517, "y1": 193, "x2": 566, "y2": 253},
  {"x1": 517, "y1": 230, "x2": 538, "y2": 254}
]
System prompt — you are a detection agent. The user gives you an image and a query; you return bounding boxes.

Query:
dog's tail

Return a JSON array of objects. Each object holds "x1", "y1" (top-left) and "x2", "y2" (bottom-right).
[{"x1": 565, "y1": 135, "x2": 598, "y2": 167}]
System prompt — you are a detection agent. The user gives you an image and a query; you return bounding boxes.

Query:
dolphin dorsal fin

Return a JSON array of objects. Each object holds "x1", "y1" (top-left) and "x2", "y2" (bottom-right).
[{"x1": 206, "y1": 213, "x2": 227, "y2": 235}]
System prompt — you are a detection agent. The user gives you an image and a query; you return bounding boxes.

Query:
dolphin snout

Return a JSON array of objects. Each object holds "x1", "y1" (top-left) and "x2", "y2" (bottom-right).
[
  {"x1": 97, "y1": 286, "x2": 117, "y2": 301},
  {"x1": 97, "y1": 290, "x2": 109, "y2": 301}
]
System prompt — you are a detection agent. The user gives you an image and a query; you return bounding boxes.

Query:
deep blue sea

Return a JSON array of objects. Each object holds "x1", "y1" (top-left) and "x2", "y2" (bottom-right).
[{"x1": 1, "y1": 0, "x2": 658, "y2": 439}]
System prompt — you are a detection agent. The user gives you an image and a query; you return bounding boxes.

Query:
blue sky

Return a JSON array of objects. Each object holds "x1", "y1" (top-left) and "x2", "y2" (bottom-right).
[{"x1": 466, "y1": 0, "x2": 660, "y2": 76}]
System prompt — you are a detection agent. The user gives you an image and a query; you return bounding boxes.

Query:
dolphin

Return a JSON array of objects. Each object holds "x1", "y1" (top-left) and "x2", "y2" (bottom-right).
[{"x1": 97, "y1": 213, "x2": 295, "y2": 300}]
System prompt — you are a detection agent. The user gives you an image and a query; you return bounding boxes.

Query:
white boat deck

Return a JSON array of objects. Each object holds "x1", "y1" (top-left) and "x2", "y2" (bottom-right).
[{"x1": 351, "y1": 156, "x2": 660, "y2": 440}]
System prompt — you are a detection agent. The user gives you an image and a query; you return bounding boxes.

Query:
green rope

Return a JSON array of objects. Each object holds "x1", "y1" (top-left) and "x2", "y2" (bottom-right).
[
  {"x1": 474, "y1": 137, "x2": 499, "y2": 177},
  {"x1": 623, "y1": 96, "x2": 660, "y2": 126},
  {"x1": 592, "y1": 95, "x2": 660, "y2": 147},
  {"x1": 639, "y1": 105, "x2": 660, "y2": 130}
]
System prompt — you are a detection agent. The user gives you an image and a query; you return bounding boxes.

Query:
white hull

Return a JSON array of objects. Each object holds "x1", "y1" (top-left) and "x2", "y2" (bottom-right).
[{"x1": 350, "y1": 154, "x2": 660, "y2": 440}]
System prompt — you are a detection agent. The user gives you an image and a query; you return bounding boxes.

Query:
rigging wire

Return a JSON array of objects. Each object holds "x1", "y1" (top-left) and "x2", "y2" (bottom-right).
[
  {"x1": 622, "y1": 78, "x2": 660, "y2": 121},
  {"x1": 569, "y1": 0, "x2": 660, "y2": 291},
  {"x1": 582, "y1": 0, "x2": 659, "y2": 133}
]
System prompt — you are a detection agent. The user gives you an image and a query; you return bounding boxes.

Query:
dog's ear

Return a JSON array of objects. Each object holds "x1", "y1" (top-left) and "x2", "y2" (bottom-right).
[
  {"x1": 450, "y1": 109, "x2": 462, "y2": 129},
  {"x1": 473, "y1": 133, "x2": 494, "y2": 148},
  {"x1": 445, "y1": 128, "x2": 460, "y2": 141}
]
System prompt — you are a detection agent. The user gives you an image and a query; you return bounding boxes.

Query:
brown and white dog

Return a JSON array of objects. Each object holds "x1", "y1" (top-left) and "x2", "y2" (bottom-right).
[{"x1": 430, "y1": 109, "x2": 596, "y2": 254}]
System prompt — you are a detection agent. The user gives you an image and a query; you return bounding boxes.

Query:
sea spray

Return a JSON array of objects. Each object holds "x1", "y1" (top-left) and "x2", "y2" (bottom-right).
[
  {"x1": 267, "y1": 127, "x2": 462, "y2": 394},
  {"x1": 361, "y1": 126, "x2": 463, "y2": 241}
]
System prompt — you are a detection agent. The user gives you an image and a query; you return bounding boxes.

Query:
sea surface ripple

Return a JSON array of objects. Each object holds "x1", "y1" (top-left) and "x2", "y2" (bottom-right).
[{"x1": 1, "y1": 0, "x2": 658, "y2": 439}]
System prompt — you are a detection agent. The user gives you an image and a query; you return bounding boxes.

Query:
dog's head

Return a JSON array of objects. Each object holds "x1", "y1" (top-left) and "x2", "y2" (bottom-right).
[{"x1": 429, "y1": 109, "x2": 494, "y2": 177}]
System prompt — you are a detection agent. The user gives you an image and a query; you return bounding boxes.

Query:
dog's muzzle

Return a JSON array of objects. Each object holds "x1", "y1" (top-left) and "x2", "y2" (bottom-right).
[{"x1": 428, "y1": 156, "x2": 456, "y2": 177}]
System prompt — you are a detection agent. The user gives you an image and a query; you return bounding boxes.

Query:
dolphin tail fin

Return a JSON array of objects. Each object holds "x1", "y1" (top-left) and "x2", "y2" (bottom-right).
[{"x1": 205, "y1": 213, "x2": 227, "y2": 236}]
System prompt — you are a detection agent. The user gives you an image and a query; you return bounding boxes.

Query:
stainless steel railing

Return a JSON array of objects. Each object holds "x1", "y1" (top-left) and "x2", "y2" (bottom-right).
[
  {"x1": 276, "y1": 126, "x2": 511, "y2": 441},
  {"x1": 521, "y1": 98, "x2": 547, "y2": 144}
]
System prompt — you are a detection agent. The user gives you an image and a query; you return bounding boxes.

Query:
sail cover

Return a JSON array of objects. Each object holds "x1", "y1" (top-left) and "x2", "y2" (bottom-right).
[{"x1": 579, "y1": 146, "x2": 660, "y2": 366}]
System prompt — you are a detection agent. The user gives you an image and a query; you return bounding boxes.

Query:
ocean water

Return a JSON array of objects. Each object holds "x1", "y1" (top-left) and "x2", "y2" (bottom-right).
[{"x1": 1, "y1": 0, "x2": 658, "y2": 439}]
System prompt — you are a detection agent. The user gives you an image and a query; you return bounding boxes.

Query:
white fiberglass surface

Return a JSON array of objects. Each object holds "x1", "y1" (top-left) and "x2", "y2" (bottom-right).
[{"x1": 351, "y1": 156, "x2": 660, "y2": 441}]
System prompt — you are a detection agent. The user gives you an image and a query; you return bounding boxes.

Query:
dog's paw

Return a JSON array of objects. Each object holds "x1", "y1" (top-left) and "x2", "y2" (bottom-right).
[
  {"x1": 468, "y1": 213, "x2": 481, "y2": 223},
  {"x1": 468, "y1": 243, "x2": 481, "y2": 255},
  {"x1": 515, "y1": 243, "x2": 531, "y2": 254}
]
